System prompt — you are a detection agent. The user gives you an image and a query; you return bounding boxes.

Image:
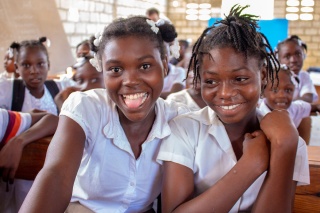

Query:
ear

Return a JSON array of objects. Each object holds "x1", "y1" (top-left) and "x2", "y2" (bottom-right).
[{"x1": 260, "y1": 64, "x2": 267, "y2": 93}]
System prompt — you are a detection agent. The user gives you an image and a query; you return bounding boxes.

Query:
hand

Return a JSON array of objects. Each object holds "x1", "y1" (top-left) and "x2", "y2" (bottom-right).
[
  {"x1": 260, "y1": 110, "x2": 298, "y2": 148},
  {"x1": 0, "y1": 137, "x2": 24, "y2": 183},
  {"x1": 30, "y1": 109, "x2": 47, "y2": 113},
  {"x1": 242, "y1": 130, "x2": 270, "y2": 174}
]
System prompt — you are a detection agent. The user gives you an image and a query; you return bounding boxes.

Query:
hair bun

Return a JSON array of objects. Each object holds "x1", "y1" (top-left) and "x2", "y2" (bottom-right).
[
  {"x1": 39, "y1": 37, "x2": 47, "y2": 43},
  {"x1": 10, "y1": 42, "x2": 20, "y2": 49}
]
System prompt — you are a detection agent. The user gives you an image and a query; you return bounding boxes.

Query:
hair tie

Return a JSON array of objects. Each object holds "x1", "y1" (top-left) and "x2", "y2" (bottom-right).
[{"x1": 146, "y1": 19, "x2": 159, "y2": 34}]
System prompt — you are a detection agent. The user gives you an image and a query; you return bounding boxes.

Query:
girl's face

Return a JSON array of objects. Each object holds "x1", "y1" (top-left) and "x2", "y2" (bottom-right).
[
  {"x1": 200, "y1": 47, "x2": 264, "y2": 125},
  {"x1": 264, "y1": 70, "x2": 295, "y2": 110},
  {"x1": 76, "y1": 43, "x2": 90, "y2": 58},
  {"x1": 278, "y1": 41, "x2": 304, "y2": 74},
  {"x1": 4, "y1": 51, "x2": 15, "y2": 73},
  {"x1": 73, "y1": 62, "x2": 104, "y2": 91},
  {"x1": 102, "y1": 36, "x2": 167, "y2": 122},
  {"x1": 16, "y1": 47, "x2": 49, "y2": 90}
]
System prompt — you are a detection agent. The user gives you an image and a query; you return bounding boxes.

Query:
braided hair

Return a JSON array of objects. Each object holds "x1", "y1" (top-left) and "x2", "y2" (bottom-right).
[
  {"x1": 96, "y1": 16, "x2": 177, "y2": 61},
  {"x1": 10, "y1": 37, "x2": 50, "y2": 64},
  {"x1": 188, "y1": 5, "x2": 280, "y2": 88}
]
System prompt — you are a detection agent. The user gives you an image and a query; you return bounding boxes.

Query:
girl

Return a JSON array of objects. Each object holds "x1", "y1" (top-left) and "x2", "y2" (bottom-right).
[
  {"x1": 259, "y1": 64, "x2": 320, "y2": 128},
  {"x1": 0, "y1": 37, "x2": 75, "y2": 115},
  {"x1": 1, "y1": 46, "x2": 18, "y2": 79},
  {"x1": 20, "y1": 16, "x2": 189, "y2": 213},
  {"x1": 54, "y1": 56, "x2": 105, "y2": 111},
  {"x1": 157, "y1": 5, "x2": 309, "y2": 212},
  {"x1": 0, "y1": 37, "x2": 74, "y2": 211},
  {"x1": 276, "y1": 35, "x2": 318, "y2": 103},
  {"x1": 276, "y1": 35, "x2": 318, "y2": 143},
  {"x1": 166, "y1": 71, "x2": 206, "y2": 111}
]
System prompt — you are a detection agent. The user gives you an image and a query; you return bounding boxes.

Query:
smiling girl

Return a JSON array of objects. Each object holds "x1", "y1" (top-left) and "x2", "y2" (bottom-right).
[
  {"x1": 20, "y1": 16, "x2": 189, "y2": 213},
  {"x1": 158, "y1": 5, "x2": 309, "y2": 213}
]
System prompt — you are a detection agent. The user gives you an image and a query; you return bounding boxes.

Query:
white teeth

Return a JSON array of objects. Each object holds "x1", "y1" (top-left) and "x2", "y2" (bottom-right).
[
  {"x1": 220, "y1": 104, "x2": 240, "y2": 110},
  {"x1": 276, "y1": 103, "x2": 286, "y2": 106},
  {"x1": 123, "y1": 93, "x2": 146, "y2": 100}
]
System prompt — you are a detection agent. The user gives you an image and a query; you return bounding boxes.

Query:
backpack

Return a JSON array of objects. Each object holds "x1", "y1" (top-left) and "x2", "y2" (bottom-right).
[{"x1": 11, "y1": 79, "x2": 60, "y2": 112}]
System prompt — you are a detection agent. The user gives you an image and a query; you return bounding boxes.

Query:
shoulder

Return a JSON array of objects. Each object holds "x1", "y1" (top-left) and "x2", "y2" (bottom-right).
[
  {"x1": 157, "y1": 98, "x2": 190, "y2": 119},
  {"x1": 61, "y1": 89, "x2": 108, "y2": 113},
  {"x1": 166, "y1": 89, "x2": 188, "y2": 101}
]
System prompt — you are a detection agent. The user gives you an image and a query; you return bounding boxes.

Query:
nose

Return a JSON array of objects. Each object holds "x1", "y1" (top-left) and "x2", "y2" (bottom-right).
[
  {"x1": 122, "y1": 70, "x2": 140, "y2": 87},
  {"x1": 217, "y1": 82, "x2": 237, "y2": 100},
  {"x1": 277, "y1": 89, "x2": 287, "y2": 98},
  {"x1": 30, "y1": 65, "x2": 40, "y2": 74}
]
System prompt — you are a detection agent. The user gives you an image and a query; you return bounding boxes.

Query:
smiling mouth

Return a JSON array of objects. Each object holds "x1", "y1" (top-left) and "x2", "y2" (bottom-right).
[
  {"x1": 122, "y1": 92, "x2": 148, "y2": 109},
  {"x1": 275, "y1": 102, "x2": 287, "y2": 106},
  {"x1": 218, "y1": 104, "x2": 241, "y2": 110}
]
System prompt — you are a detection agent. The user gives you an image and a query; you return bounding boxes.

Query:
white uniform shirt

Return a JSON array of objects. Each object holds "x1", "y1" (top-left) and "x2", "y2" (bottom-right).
[
  {"x1": 60, "y1": 89, "x2": 189, "y2": 213},
  {"x1": 0, "y1": 78, "x2": 75, "y2": 115},
  {"x1": 162, "y1": 63, "x2": 186, "y2": 93},
  {"x1": 259, "y1": 99, "x2": 311, "y2": 127},
  {"x1": 293, "y1": 71, "x2": 318, "y2": 102},
  {"x1": 166, "y1": 89, "x2": 201, "y2": 112},
  {"x1": 157, "y1": 107, "x2": 310, "y2": 212}
]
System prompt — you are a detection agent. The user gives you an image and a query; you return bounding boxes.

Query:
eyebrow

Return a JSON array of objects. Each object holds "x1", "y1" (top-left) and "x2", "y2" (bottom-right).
[
  {"x1": 105, "y1": 55, "x2": 155, "y2": 64},
  {"x1": 203, "y1": 67, "x2": 248, "y2": 74}
]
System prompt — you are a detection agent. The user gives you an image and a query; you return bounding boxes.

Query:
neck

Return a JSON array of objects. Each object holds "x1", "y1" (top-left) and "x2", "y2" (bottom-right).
[{"x1": 27, "y1": 85, "x2": 45, "y2": 99}]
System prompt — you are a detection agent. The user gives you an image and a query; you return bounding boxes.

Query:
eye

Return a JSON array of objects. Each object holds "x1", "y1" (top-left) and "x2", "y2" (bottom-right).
[
  {"x1": 140, "y1": 64, "x2": 151, "y2": 70},
  {"x1": 21, "y1": 63, "x2": 30, "y2": 68},
  {"x1": 285, "y1": 88, "x2": 293, "y2": 93},
  {"x1": 110, "y1": 67, "x2": 122, "y2": 73},
  {"x1": 38, "y1": 62, "x2": 46, "y2": 67},
  {"x1": 272, "y1": 88, "x2": 278, "y2": 93},
  {"x1": 204, "y1": 79, "x2": 217, "y2": 85},
  {"x1": 235, "y1": 77, "x2": 248, "y2": 82}
]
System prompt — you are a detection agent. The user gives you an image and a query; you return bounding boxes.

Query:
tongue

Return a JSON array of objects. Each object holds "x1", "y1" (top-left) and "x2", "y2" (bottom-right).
[{"x1": 124, "y1": 97, "x2": 144, "y2": 109}]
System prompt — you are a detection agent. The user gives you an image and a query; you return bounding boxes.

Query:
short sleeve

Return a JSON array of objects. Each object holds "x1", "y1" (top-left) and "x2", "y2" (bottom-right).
[
  {"x1": 293, "y1": 137, "x2": 310, "y2": 185},
  {"x1": 157, "y1": 117, "x2": 196, "y2": 171},
  {"x1": 299, "y1": 72, "x2": 318, "y2": 102},
  {"x1": 60, "y1": 91, "x2": 100, "y2": 140}
]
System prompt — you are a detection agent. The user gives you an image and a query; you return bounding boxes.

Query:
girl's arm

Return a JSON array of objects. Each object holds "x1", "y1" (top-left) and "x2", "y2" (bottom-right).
[
  {"x1": 162, "y1": 131, "x2": 270, "y2": 213},
  {"x1": 19, "y1": 116, "x2": 85, "y2": 213},
  {"x1": 54, "y1": 87, "x2": 81, "y2": 111},
  {"x1": 253, "y1": 110, "x2": 299, "y2": 212},
  {"x1": 0, "y1": 113, "x2": 58, "y2": 182}
]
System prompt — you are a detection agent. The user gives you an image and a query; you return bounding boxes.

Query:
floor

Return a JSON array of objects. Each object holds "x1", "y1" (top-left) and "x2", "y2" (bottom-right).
[{"x1": 310, "y1": 116, "x2": 320, "y2": 146}]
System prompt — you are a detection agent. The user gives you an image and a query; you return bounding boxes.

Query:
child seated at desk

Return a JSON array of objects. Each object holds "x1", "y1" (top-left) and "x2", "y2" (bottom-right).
[{"x1": 259, "y1": 64, "x2": 320, "y2": 128}]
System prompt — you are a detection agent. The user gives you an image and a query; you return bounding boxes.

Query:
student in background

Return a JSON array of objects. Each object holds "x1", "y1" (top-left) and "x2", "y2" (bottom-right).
[
  {"x1": 0, "y1": 109, "x2": 58, "y2": 213},
  {"x1": 276, "y1": 35, "x2": 318, "y2": 143},
  {"x1": 166, "y1": 71, "x2": 206, "y2": 111},
  {"x1": 158, "y1": 5, "x2": 309, "y2": 212},
  {"x1": 54, "y1": 56, "x2": 104, "y2": 111},
  {"x1": 0, "y1": 37, "x2": 74, "y2": 115},
  {"x1": 75, "y1": 37, "x2": 95, "y2": 58},
  {"x1": 259, "y1": 64, "x2": 320, "y2": 128},
  {"x1": 160, "y1": 23, "x2": 186, "y2": 99},
  {"x1": 170, "y1": 39, "x2": 189, "y2": 66},
  {"x1": 1, "y1": 47, "x2": 18, "y2": 79},
  {"x1": 20, "y1": 16, "x2": 189, "y2": 213}
]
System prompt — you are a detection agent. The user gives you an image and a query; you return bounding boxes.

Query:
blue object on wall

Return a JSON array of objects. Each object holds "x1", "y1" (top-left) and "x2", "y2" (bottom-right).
[{"x1": 208, "y1": 18, "x2": 288, "y2": 51}]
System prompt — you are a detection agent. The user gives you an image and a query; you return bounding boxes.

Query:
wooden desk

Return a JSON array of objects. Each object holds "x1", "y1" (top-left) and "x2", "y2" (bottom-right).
[
  {"x1": 15, "y1": 136, "x2": 52, "y2": 180},
  {"x1": 293, "y1": 146, "x2": 320, "y2": 213}
]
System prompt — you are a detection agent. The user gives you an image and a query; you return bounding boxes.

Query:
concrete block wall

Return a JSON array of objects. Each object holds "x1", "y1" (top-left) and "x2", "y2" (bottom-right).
[
  {"x1": 54, "y1": 0, "x2": 167, "y2": 58},
  {"x1": 54, "y1": 0, "x2": 319, "y2": 69}
]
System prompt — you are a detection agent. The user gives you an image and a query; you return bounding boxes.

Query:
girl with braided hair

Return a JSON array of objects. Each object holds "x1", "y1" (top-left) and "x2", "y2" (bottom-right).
[
  {"x1": 20, "y1": 16, "x2": 189, "y2": 213},
  {"x1": 158, "y1": 5, "x2": 309, "y2": 212}
]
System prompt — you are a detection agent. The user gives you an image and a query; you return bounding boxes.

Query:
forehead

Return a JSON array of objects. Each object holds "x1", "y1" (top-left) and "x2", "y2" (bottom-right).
[
  {"x1": 201, "y1": 47, "x2": 258, "y2": 70},
  {"x1": 279, "y1": 41, "x2": 303, "y2": 53},
  {"x1": 76, "y1": 62, "x2": 99, "y2": 76},
  {"x1": 102, "y1": 36, "x2": 160, "y2": 60}
]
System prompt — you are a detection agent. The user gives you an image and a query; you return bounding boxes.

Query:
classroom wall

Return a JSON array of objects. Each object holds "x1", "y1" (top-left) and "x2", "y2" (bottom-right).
[{"x1": 168, "y1": 0, "x2": 320, "y2": 70}]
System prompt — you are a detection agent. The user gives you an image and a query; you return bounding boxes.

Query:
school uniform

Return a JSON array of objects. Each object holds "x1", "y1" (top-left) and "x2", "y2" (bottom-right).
[
  {"x1": 157, "y1": 107, "x2": 310, "y2": 212},
  {"x1": 0, "y1": 110, "x2": 32, "y2": 213},
  {"x1": 166, "y1": 89, "x2": 201, "y2": 111},
  {"x1": 259, "y1": 99, "x2": 311, "y2": 127},
  {"x1": 162, "y1": 63, "x2": 186, "y2": 93},
  {"x1": 60, "y1": 89, "x2": 189, "y2": 213},
  {"x1": 0, "y1": 78, "x2": 75, "y2": 115},
  {"x1": 294, "y1": 71, "x2": 318, "y2": 102}
]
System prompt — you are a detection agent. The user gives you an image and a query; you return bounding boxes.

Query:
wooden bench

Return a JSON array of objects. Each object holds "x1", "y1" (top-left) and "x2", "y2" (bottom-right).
[
  {"x1": 15, "y1": 136, "x2": 52, "y2": 180},
  {"x1": 293, "y1": 146, "x2": 320, "y2": 212}
]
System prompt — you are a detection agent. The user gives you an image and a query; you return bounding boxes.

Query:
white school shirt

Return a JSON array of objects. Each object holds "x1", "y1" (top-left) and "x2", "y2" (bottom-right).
[
  {"x1": 60, "y1": 89, "x2": 189, "y2": 213},
  {"x1": 162, "y1": 63, "x2": 186, "y2": 93},
  {"x1": 166, "y1": 89, "x2": 201, "y2": 112},
  {"x1": 259, "y1": 99, "x2": 311, "y2": 127},
  {"x1": 293, "y1": 71, "x2": 318, "y2": 102},
  {"x1": 0, "y1": 78, "x2": 75, "y2": 115},
  {"x1": 157, "y1": 107, "x2": 310, "y2": 212}
]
